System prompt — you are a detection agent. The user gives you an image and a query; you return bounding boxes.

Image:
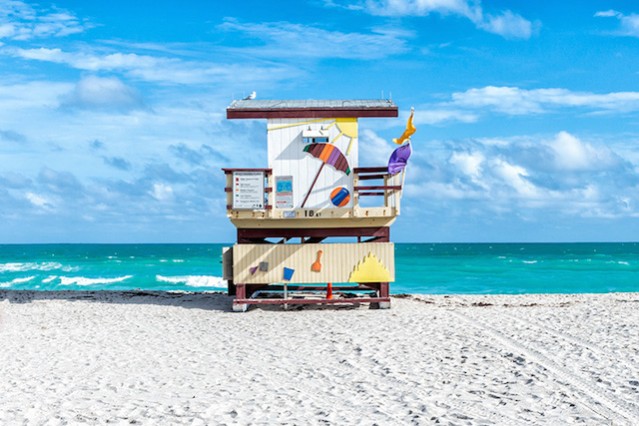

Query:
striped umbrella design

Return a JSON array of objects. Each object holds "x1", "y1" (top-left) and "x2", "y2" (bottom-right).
[{"x1": 301, "y1": 143, "x2": 351, "y2": 208}]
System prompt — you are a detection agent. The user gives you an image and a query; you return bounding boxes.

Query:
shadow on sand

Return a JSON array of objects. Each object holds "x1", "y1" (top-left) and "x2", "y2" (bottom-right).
[
  {"x1": 0, "y1": 290, "x2": 373, "y2": 312},
  {"x1": 0, "y1": 290, "x2": 234, "y2": 312}
]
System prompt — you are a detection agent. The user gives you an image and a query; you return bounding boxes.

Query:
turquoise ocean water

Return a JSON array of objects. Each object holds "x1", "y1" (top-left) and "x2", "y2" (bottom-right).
[{"x1": 0, "y1": 243, "x2": 638, "y2": 294}]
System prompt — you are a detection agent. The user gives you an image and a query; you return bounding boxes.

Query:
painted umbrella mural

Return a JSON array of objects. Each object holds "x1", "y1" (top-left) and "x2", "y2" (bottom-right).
[{"x1": 301, "y1": 143, "x2": 351, "y2": 208}]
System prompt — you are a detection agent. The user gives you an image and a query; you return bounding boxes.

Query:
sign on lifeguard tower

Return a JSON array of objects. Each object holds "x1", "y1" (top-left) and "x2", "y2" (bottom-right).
[
  {"x1": 232, "y1": 171, "x2": 264, "y2": 210},
  {"x1": 222, "y1": 99, "x2": 413, "y2": 311}
]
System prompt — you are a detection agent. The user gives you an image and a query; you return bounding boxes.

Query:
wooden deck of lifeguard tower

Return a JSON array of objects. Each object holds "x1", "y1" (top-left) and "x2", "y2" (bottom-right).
[{"x1": 222, "y1": 99, "x2": 405, "y2": 311}]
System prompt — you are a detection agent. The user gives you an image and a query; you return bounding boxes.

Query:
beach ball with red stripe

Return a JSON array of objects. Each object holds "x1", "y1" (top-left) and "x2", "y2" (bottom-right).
[{"x1": 330, "y1": 187, "x2": 350, "y2": 207}]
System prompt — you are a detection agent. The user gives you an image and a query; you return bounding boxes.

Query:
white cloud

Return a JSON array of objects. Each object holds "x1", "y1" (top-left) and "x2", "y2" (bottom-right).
[
  {"x1": 360, "y1": 128, "x2": 395, "y2": 165},
  {"x1": 344, "y1": 0, "x2": 535, "y2": 39},
  {"x1": 493, "y1": 159, "x2": 538, "y2": 198},
  {"x1": 63, "y1": 76, "x2": 142, "y2": 110},
  {"x1": 408, "y1": 86, "x2": 639, "y2": 127},
  {"x1": 0, "y1": 80, "x2": 72, "y2": 110},
  {"x1": 450, "y1": 86, "x2": 639, "y2": 115},
  {"x1": 0, "y1": 0, "x2": 88, "y2": 40},
  {"x1": 414, "y1": 109, "x2": 478, "y2": 124},
  {"x1": 596, "y1": 10, "x2": 639, "y2": 37},
  {"x1": 25, "y1": 192, "x2": 53, "y2": 209},
  {"x1": 450, "y1": 151, "x2": 483, "y2": 180},
  {"x1": 548, "y1": 131, "x2": 617, "y2": 171},
  {"x1": 479, "y1": 10, "x2": 533, "y2": 39},
  {"x1": 151, "y1": 183, "x2": 174, "y2": 202},
  {"x1": 218, "y1": 19, "x2": 410, "y2": 60},
  {"x1": 594, "y1": 10, "x2": 621, "y2": 18},
  {"x1": 7, "y1": 47, "x2": 301, "y2": 85},
  {"x1": 364, "y1": 0, "x2": 481, "y2": 20},
  {"x1": 402, "y1": 131, "x2": 639, "y2": 221}
]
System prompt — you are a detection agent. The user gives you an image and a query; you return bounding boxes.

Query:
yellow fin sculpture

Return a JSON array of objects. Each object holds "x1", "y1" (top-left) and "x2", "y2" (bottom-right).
[
  {"x1": 348, "y1": 253, "x2": 392, "y2": 283},
  {"x1": 392, "y1": 108, "x2": 416, "y2": 145}
]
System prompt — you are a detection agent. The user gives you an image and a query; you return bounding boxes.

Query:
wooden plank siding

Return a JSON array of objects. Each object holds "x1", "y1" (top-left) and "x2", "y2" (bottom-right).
[
  {"x1": 267, "y1": 118, "x2": 357, "y2": 210},
  {"x1": 233, "y1": 242, "x2": 395, "y2": 284}
]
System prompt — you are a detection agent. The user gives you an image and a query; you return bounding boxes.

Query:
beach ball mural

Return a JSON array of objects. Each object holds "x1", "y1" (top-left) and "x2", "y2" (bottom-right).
[{"x1": 330, "y1": 186, "x2": 350, "y2": 207}]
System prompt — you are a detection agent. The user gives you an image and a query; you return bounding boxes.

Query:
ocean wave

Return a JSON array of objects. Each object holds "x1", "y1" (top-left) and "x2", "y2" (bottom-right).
[
  {"x1": 0, "y1": 262, "x2": 78, "y2": 273},
  {"x1": 156, "y1": 275, "x2": 226, "y2": 288},
  {"x1": 59, "y1": 275, "x2": 133, "y2": 286},
  {"x1": 0, "y1": 276, "x2": 36, "y2": 288},
  {"x1": 42, "y1": 275, "x2": 57, "y2": 283},
  {"x1": 522, "y1": 260, "x2": 538, "y2": 264}
]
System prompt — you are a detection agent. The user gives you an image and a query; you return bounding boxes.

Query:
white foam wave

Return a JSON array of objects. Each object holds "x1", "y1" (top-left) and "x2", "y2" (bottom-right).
[
  {"x1": 0, "y1": 262, "x2": 78, "y2": 273},
  {"x1": 42, "y1": 275, "x2": 57, "y2": 283},
  {"x1": 59, "y1": 275, "x2": 133, "y2": 286},
  {"x1": 156, "y1": 275, "x2": 226, "y2": 288},
  {"x1": 522, "y1": 260, "x2": 538, "y2": 264},
  {"x1": 0, "y1": 276, "x2": 36, "y2": 288}
]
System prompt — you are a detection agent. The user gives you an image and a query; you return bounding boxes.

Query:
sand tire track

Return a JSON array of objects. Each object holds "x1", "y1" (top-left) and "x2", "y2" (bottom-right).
[
  {"x1": 450, "y1": 309, "x2": 638, "y2": 425},
  {"x1": 501, "y1": 311, "x2": 639, "y2": 380}
]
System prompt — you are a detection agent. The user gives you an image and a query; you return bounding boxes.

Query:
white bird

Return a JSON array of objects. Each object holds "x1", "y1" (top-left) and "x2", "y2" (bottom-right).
[{"x1": 244, "y1": 91, "x2": 256, "y2": 100}]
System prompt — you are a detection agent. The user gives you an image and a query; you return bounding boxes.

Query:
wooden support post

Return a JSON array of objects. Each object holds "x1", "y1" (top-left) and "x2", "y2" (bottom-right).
[
  {"x1": 378, "y1": 282, "x2": 391, "y2": 309},
  {"x1": 233, "y1": 284, "x2": 248, "y2": 312}
]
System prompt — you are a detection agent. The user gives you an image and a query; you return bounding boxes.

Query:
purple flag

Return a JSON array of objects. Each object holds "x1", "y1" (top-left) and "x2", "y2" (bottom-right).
[{"x1": 388, "y1": 142, "x2": 412, "y2": 175}]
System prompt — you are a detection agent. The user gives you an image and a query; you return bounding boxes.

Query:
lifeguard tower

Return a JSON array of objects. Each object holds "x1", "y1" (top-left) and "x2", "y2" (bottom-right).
[{"x1": 222, "y1": 99, "x2": 410, "y2": 311}]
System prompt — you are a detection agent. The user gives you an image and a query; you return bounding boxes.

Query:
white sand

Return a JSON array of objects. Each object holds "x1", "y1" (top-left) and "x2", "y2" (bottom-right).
[{"x1": 1, "y1": 291, "x2": 638, "y2": 425}]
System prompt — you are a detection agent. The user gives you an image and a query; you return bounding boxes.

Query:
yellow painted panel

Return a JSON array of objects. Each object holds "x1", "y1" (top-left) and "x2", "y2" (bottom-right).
[
  {"x1": 348, "y1": 253, "x2": 392, "y2": 283},
  {"x1": 232, "y1": 243, "x2": 394, "y2": 284}
]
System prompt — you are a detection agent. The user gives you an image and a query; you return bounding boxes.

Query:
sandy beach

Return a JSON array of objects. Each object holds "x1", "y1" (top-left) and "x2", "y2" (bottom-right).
[{"x1": 1, "y1": 291, "x2": 638, "y2": 425}]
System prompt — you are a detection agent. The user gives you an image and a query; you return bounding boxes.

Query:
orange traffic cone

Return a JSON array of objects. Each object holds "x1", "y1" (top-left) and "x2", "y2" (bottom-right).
[{"x1": 326, "y1": 282, "x2": 333, "y2": 300}]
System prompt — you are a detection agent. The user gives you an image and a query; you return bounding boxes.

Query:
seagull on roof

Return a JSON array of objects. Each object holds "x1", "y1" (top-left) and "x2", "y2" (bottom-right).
[{"x1": 244, "y1": 91, "x2": 256, "y2": 100}]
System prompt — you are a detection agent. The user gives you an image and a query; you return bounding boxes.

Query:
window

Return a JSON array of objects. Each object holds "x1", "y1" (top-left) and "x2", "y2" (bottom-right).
[{"x1": 302, "y1": 128, "x2": 329, "y2": 144}]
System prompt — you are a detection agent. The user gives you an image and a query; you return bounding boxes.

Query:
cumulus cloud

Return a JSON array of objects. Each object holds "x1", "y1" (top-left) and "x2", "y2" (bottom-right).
[
  {"x1": 405, "y1": 131, "x2": 638, "y2": 220},
  {"x1": 0, "y1": 0, "x2": 89, "y2": 40},
  {"x1": 63, "y1": 76, "x2": 142, "y2": 110},
  {"x1": 478, "y1": 10, "x2": 534, "y2": 39},
  {"x1": 450, "y1": 151, "x2": 484, "y2": 183},
  {"x1": 359, "y1": 128, "x2": 394, "y2": 166},
  {"x1": 549, "y1": 131, "x2": 619, "y2": 171},
  {"x1": 25, "y1": 191, "x2": 53, "y2": 209},
  {"x1": 150, "y1": 182, "x2": 174, "y2": 202},
  {"x1": 595, "y1": 9, "x2": 639, "y2": 37},
  {"x1": 218, "y1": 19, "x2": 410, "y2": 60},
  {"x1": 333, "y1": 0, "x2": 536, "y2": 39}
]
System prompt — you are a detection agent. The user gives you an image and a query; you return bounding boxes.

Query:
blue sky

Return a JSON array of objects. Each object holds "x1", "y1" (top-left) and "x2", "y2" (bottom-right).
[{"x1": 2, "y1": 0, "x2": 639, "y2": 243}]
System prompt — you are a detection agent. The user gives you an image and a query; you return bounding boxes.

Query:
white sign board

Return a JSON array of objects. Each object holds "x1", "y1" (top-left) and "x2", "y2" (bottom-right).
[{"x1": 232, "y1": 171, "x2": 265, "y2": 209}]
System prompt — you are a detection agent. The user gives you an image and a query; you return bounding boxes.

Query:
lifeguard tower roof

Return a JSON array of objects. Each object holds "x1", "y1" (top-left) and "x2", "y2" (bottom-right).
[{"x1": 227, "y1": 99, "x2": 398, "y2": 119}]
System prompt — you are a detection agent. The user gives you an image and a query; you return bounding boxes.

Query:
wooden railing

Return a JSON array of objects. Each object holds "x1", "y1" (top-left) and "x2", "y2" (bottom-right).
[
  {"x1": 353, "y1": 167, "x2": 403, "y2": 212},
  {"x1": 223, "y1": 166, "x2": 403, "y2": 216}
]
